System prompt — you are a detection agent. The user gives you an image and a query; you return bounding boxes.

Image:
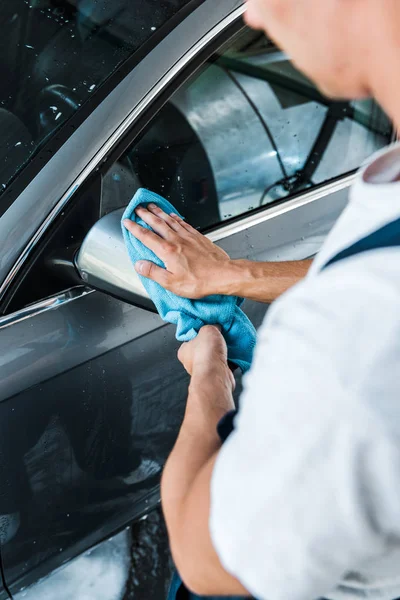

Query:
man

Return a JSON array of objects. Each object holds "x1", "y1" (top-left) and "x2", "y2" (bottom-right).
[{"x1": 123, "y1": 1, "x2": 400, "y2": 598}]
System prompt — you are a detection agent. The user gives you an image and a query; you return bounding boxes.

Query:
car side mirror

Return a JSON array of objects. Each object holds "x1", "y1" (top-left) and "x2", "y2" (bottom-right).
[{"x1": 75, "y1": 208, "x2": 155, "y2": 311}]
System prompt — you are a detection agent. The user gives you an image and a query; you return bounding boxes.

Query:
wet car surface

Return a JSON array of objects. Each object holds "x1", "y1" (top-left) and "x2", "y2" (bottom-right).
[{"x1": 14, "y1": 508, "x2": 173, "y2": 600}]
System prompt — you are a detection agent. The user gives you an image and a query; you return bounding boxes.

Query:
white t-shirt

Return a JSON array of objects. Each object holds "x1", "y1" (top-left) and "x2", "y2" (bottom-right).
[{"x1": 210, "y1": 143, "x2": 400, "y2": 600}]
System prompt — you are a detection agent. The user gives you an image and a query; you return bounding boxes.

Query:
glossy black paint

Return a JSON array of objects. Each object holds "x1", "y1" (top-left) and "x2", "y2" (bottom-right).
[
  {"x1": 0, "y1": 1, "x2": 248, "y2": 596},
  {"x1": 0, "y1": 292, "x2": 267, "y2": 596},
  {"x1": 0, "y1": 318, "x2": 184, "y2": 591}
]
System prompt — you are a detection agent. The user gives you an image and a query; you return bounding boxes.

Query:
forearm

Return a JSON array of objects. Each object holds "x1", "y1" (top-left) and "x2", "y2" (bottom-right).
[
  {"x1": 161, "y1": 369, "x2": 245, "y2": 594},
  {"x1": 162, "y1": 370, "x2": 233, "y2": 539},
  {"x1": 222, "y1": 258, "x2": 312, "y2": 303}
]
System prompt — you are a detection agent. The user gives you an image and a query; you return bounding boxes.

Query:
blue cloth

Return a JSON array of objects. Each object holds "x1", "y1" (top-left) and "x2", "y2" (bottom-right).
[{"x1": 122, "y1": 189, "x2": 256, "y2": 372}]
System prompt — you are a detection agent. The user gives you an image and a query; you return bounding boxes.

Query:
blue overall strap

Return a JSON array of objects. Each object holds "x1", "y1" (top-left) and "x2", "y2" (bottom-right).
[{"x1": 322, "y1": 216, "x2": 400, "y2": 271}]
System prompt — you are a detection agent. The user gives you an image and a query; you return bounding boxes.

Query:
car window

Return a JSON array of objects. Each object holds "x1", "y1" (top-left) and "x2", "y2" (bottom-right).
[
  {"x1": 102, "y1": 27, "x2": 392, "y2": 230},
  {"x1": 0, "y1": 0, "x2": 195, "y2": 198}
]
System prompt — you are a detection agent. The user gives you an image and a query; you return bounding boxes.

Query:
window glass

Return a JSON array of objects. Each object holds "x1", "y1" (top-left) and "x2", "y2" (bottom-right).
[
  {"x1": 0, "y1": 0, "x2": 192, "y2": 196},
  {"x1": 102, "y1": 28, "x2": 392, "y2": 229}
]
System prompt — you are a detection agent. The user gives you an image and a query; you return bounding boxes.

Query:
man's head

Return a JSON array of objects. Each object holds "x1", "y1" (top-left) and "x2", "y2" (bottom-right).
[{"x1": 245, "y1": 0, "x2": 400, "y2": 125}]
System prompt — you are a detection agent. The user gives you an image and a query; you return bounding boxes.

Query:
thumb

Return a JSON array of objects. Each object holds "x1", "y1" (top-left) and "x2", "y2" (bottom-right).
[{"x1": 135, "y1": 260, "x2": 170, "y2": 286}]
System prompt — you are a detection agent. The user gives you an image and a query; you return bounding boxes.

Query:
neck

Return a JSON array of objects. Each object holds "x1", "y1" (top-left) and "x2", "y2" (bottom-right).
[
  {"x1": 364, "y1": 7, "x2": 400, "y2": 133},
  {"x1": 371, "y1": 73, "x2": 400, "y2": 135}
]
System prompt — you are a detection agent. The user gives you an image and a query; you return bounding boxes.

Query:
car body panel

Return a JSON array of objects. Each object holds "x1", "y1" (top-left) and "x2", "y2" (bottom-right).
[{"x1": 75, "y1": 209, "x2": 154, "y2": 310}]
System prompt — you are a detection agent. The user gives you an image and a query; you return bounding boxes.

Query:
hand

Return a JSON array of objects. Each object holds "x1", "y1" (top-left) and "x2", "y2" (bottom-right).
[
  {"x1": 123, "y1": 204, "x2": 233, "y2": 299},
  {"x1": 178, "y1": 326, "x2": 235, "y2": 390}
]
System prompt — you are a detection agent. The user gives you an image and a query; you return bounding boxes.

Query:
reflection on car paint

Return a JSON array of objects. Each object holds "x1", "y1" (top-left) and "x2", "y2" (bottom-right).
[{"x1": 14, "y1": 529, "x2": 130, "y2": 600}]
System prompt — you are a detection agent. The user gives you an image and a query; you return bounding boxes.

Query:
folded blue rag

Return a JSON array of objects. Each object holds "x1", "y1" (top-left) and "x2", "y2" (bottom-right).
[{"x1": 122, "y1": 189, "x2": 256, "y2": 373}]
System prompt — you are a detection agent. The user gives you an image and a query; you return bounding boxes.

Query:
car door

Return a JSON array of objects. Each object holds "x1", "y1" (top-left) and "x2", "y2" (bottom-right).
[
  {"x1": 0, "y1": 4, "x2": 393, "y2": 599},
  {"x1": 0, "y1": 2, "x2": 243, "y2": 597}
]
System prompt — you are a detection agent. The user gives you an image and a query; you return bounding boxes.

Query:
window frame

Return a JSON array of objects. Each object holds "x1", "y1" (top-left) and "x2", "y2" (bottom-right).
[
  {"x1": 98, "y1": 24, "x2": 394, "y2": 236},
  {"x1": 0, "y1": 4, "x2": 246, "y2": 314}
]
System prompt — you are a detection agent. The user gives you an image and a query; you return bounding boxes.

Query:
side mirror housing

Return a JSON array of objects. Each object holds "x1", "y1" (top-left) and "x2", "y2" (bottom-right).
[{"x1": 75, "y1": 208, "x2": 155, "y2": 311}]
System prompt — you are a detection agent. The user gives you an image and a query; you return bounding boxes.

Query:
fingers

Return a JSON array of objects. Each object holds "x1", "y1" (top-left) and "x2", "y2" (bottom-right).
[
  {"x1": 134, "y1": 206, "x2": 176, "y2": 240},
  {"x1": 128, "y1": 203, "x2": 197, "y2": 240},
  {"x1": 135, "y1": 260, "x2": 171, "y2": 286},
  {"x1": 177, "y1": 341, "x2": 192, "y2": 375},
  {"x1": 123, "y1": 219, "x2": 170, "y2": 257},
  {"x1": 177, "y1": 342, "x2": 187, "y2": 363},
  {"x1": 170, "y1": 213, "x2": 198, "y2": 234},
  {"x1": 199, "y1": 324, "x2": 223, "y2": 335},
  {"x1": 146, "y1": 203, "x2": 185, "y2": 233}
]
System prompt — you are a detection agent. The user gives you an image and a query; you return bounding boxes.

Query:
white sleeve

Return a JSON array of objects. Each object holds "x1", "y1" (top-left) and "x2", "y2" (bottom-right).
[{"x1": 210, "y1": 264, "x2": 400, "y2": 600}]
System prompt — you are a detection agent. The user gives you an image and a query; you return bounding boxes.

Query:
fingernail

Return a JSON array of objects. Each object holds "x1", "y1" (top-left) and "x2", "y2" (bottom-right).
[
  {"x1": 170, "y1": 212, "x2": 179, "y2": 217},
  {"x1": 123, "y1": 219, "x2": 130, "y2": 227},
  {"x1": 148, "y1": 203, "x2": 157, "y2": 209},
  {"x1": 135, "y1": 261, "x2": 144, "y2": 274}
]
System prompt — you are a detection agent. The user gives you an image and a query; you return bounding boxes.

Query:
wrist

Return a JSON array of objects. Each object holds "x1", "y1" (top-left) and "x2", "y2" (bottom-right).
[
  {"x1": 216, "y1": 259, "x2": 254, "y2": 296},
  {"x1": 185, "y1": 364, "x2": 235, "y2": 429},
  {"x1": 190, "y1": 368, "x2": 234, "y2": 393},
  {"x1": 190, "y1": 358, "x2": 234, "y2": 390}
]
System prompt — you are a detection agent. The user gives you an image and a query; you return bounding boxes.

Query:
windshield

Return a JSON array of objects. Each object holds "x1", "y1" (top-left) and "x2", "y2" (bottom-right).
[{"x1": 0, "y1": 0, "x2": 194, "y2": 199}]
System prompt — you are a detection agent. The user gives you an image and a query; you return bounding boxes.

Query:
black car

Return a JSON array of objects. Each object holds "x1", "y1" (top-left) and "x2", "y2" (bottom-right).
[{"x1": 0, "y1": 0, "x2": 393, "y2": 597}]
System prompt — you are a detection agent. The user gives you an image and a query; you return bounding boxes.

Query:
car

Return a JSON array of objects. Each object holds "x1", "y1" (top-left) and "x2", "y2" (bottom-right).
[{"x1": 0, "y1": 0, "x2": 393, "y2": 598}]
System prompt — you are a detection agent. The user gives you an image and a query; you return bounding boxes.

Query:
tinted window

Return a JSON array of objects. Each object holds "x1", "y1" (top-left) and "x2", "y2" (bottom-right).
[
  {"x1": 102, "y1": 28, "x2": 392, "y2": 229},
  {"x1": 0, "y1": 0, "x2": 193, "y2": 197}
]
